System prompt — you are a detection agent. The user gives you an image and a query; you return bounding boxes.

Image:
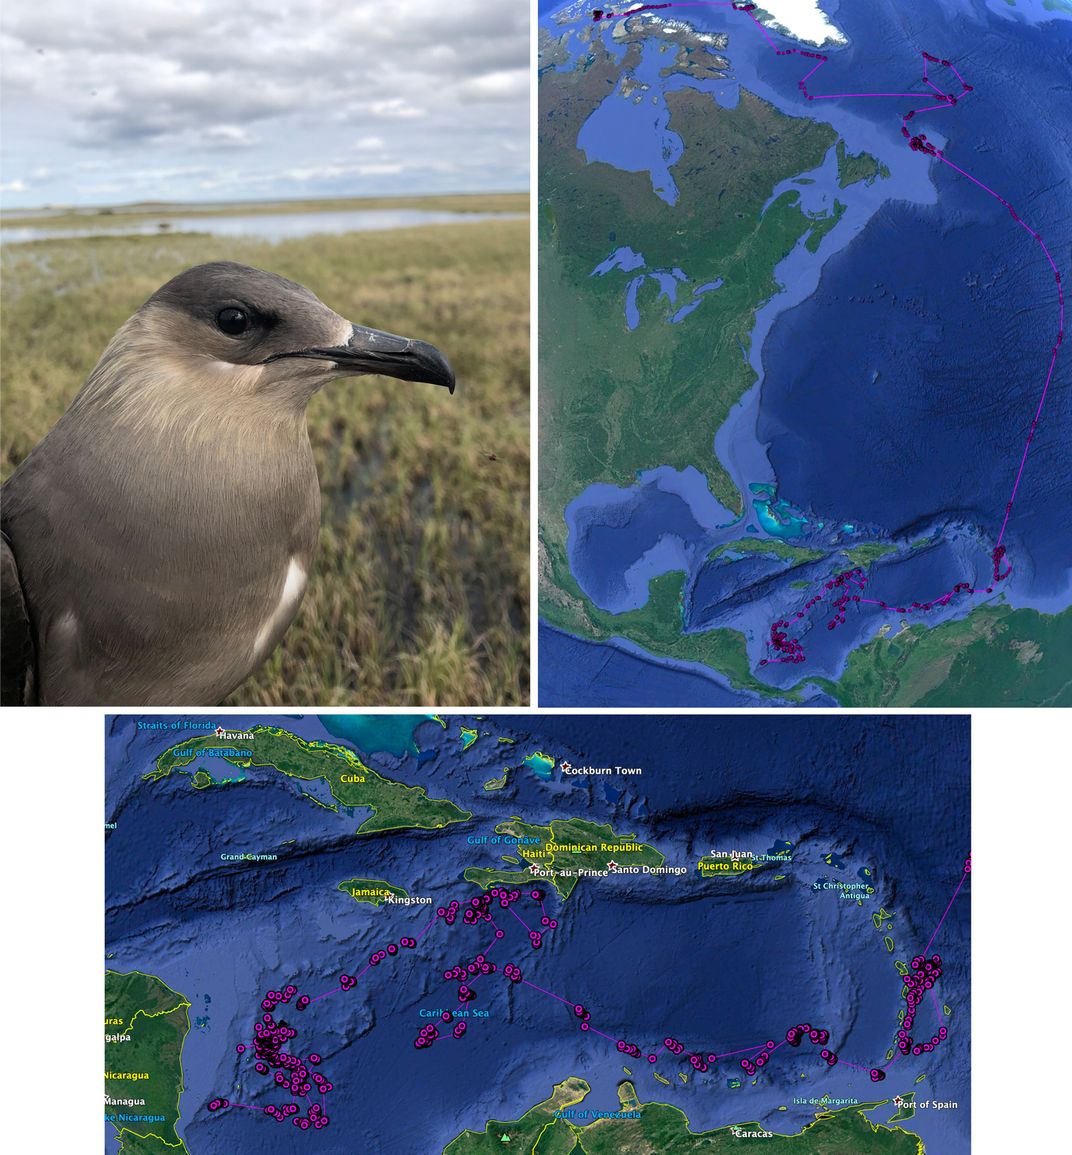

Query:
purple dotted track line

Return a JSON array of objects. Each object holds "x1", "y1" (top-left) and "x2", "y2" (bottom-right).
[
  {"x1": 924, "y1": 852, "x2": 971, "y2": 954},
  {"x1": 207, "y1": 855, "x2": 970, "y2": 1128},
  {"x1": 591, "y1": 4, "x2": 1064, "y2": 667}
]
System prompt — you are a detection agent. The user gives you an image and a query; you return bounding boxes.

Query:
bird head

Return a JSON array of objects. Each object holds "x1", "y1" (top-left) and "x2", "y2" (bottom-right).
[{"x1": 109, "y1": 261, "x2": 455, "y2": 411}]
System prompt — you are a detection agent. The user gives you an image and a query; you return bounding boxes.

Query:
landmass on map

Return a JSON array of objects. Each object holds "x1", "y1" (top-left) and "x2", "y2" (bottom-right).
[
  {"x1": 145, "y1": 725, "x2": 472, "y2": 834},
  {"x1": 444, "y1": 1076, "x2": 590, "y2": 1153},
  {"x1": 443, "y1": 1076, "x2": 920, "y2": 1153},
  {"x1": 105, "y1": 712, "x2": 971, "y2": 1151},
  {"x1": 538, "y1": 13, "x2": 851, "y2": 689},
  {"x1": 814, "y1": 602, "x2": 1072, "y2": 705},
  {"x1": 464, "y1": 817, "x2": 665, "y2": 899},
  {"x1": 105, "y1": 970, "x2": 191, "y2": 1154},
  {"x1": 337, "y1": 877, "x2": 411, "y2": 907},
  {"x1": 698, "y1": 853, "x2": 758, "y2": 878},
  {"x1": 539, "y1": 23, "x2": 840, "y2": 521}
]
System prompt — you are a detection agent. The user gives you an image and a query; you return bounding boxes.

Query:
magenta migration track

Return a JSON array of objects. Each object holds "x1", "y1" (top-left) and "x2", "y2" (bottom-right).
[
  {"x1": 593, "y1": 2, "x2": 1065, "y2": 668},
  {"x1": 207, "y1": 854, "x2": 971, "y2": 1130}
]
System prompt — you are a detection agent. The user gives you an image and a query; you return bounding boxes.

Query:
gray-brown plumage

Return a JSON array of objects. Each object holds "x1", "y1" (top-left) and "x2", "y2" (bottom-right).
[{"x1": 1, "y1": 261, "x2": 455, "y2": 705}]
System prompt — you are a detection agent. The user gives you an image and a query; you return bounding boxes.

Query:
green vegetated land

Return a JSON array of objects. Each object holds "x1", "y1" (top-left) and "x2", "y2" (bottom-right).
[
  {"x1": 105, "y1": 970, "x2": 191, "y2": 1153},
  {"x1": 840, "y1": 543, "x2": 899, "y2": 566},
  {"x1": 338, "y1": 876, "x2": 410, "y2": 906},
  {"x1": 812, "y1": 603, "x2": 1072, "y2": 706},
  {"x1": 698, "y1": 853, "x2": 760, "y2": 878},
  {"x1": 146, "y1": 725, "x2": 471, "y2": 834},
  {"x1": 464, "y1": 817, "x2": 664, "y2": 900},
  {"x1": 887, "y1": 1092, "x2": 916, "y2": 1123},
  {"x1": 804, "y1": 198, "x2": 847, "y2": 252},
  {"x1": 445, "y1": 1076, "x2": 590, "y2": 1153},
  {"x1": 537, "y1": 24, "x2": 869, "y2": 669},
  {"x1": 549, "y1": 568, "x2": 789, "y2": 700},
  {"x1": 444, "y1": 1078, "x2": 922, "y2": 1153},
  {"x1": 1, "y1": 198, "x2": 529, "y2": 705},
  {"x1": 836, "y1": 140, "x2": 891, "y2": 188},
  {"x1": 707, "y1": 539, "x2": 826, "y2": 564},
  {"x1": 115, "y1": 1134, "x2": 190, "y2": 1155}
]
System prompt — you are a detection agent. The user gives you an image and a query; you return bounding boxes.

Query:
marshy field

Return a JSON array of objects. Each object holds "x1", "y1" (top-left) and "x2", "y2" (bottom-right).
[{"x1": 1, "y1": 193, "x2": 530, "y2": 705}]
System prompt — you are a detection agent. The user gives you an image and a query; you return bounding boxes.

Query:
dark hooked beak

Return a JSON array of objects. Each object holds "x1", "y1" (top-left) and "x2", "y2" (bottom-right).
[{"x1": 266, "y1": 324, "x2": 456, "y2": 393}]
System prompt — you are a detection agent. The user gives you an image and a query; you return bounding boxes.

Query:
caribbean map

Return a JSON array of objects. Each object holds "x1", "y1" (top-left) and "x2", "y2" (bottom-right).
[{"x1": 105, "y1": 712, "x2": 970, "y2": 1153}]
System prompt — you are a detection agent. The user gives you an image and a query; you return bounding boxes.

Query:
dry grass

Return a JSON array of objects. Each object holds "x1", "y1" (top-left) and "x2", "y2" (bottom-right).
[{"x1": 0, "y1": 214, "x2": 529, "y2": 704}]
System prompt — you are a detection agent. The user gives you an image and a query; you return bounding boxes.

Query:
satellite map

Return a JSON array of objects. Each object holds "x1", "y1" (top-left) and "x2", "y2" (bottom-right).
[
  {"x1": 105, "y1": 712, "x2": 970, "y2": 1153},
  {"x1": 537, "y1": 0, "x2": 1072, "y2": 707}
]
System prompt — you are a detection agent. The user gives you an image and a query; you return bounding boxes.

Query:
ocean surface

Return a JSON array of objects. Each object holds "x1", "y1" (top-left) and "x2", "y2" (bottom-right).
[
  {"x1": 105, "y1": 713, "x2": 971, "y2": 1154},
  {"x1": 0, "y1": 209, "x2": 522, "y2": 244}
]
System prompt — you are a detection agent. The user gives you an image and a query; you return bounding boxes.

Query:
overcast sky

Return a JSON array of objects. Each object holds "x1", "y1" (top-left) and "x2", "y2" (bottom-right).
[{"x1": 0, "y1": 0, "x2": 528, "y2": 208}]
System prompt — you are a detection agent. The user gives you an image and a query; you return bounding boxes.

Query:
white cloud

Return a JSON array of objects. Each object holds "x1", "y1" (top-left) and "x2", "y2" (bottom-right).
[
  {"x1": 369, "y1": 98, "x2": 425, "y2": 120},
  {"x1": 458, "y1": 68, "x2": 529, "y2": 102},
  {"x1": 0, "y1": 0, "x2": 528, "y2": 205},
  {"x1": 283, "y1": 161, "x2": 406, "y2": 184}
]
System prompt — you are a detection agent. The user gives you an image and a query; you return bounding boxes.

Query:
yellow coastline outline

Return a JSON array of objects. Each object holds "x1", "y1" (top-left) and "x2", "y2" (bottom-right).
[{"x1": 106, "y1": 968, "x2": 192, "y2": 1154}]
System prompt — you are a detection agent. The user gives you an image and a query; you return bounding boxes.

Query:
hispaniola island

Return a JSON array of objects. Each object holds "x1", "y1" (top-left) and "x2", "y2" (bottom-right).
[
  {"x1": 105, "y1": 712, "x2": 970, "y2": 1153},
  {"x1": 537, "y1": 0, "x2": 1072, "y2": 706}
]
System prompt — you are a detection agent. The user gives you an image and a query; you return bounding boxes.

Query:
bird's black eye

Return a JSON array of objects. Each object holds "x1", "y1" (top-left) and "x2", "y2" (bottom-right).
[{"x1": 216, "y1": 307, "x2": 251, "y2": 336}]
